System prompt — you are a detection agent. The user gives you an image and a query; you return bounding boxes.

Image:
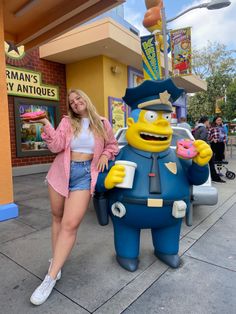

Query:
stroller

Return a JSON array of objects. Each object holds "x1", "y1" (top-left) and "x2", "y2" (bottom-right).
[{"x1": 214, "y1": 160, "x2": 235, "y2": 180}]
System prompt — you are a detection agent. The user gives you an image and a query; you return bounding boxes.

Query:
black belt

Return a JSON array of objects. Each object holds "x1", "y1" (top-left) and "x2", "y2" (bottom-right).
[{"x1": 122, "y1": 197, "x2": 188, "y2": 207}]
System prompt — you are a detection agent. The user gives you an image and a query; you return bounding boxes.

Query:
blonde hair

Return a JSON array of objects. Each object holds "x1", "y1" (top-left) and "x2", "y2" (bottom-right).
[{"x1": 67, "y1": 89, "x2": 107, "y2": 139}]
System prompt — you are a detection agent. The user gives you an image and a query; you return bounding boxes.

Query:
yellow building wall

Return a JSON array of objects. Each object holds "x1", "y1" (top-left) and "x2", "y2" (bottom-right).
[
  {"x1": 66, "y1": 55, "x2": 128, "y2": 118},
  {"x1": 66, "y1": 56, "x2": 105, "y2": 115},
  {"x1": 103, "y1": 56, "x2": 128, "y2": 117}
]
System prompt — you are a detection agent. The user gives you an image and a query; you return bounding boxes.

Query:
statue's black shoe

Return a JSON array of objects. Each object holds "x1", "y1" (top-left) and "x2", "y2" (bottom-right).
[
  {"x1": 116, "y1": 256, "x2": 139, "y2": 272},
  {"x1": 155, "y1": 251, "x2": 180, "y2": 268}
]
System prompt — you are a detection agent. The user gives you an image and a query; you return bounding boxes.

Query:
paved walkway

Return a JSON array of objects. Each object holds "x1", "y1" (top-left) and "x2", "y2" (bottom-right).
[{"x1": 0, "y1": 149, "x2": 236, "y2": 314}]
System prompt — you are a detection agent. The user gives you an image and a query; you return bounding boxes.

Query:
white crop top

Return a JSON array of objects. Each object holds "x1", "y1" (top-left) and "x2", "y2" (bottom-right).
[{"x1": 70, "y1": 118, "x2": 95, "y2": 154}]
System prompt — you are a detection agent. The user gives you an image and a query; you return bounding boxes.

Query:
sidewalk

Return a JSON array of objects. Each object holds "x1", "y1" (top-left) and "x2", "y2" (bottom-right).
[{"x1": 0, "y1": 153, "x2": 236, "y2": 314}]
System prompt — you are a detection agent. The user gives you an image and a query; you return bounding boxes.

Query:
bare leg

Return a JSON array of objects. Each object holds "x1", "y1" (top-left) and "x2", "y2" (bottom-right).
[
  {"x1": 48, "y1": 189, "x2": 91, "y2": 279},
  {"x1": 48, "y1": 184, "x2": 64, "y2": 255}
]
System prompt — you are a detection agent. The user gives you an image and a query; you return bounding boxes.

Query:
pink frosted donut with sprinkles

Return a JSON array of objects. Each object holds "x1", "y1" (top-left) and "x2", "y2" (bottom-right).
[
  {"x1": 20, "y1": 111, "x2": 46, "y2": 121},
  {"x1": 176, "y1": 139, "x2": 198, "y2": 159}
]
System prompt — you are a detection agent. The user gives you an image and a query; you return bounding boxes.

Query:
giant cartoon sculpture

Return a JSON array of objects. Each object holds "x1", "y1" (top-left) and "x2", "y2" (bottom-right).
[
  {"x1": 95, "y1": 78, "x2": 212, "y2": 272},
  {"x1": 143, "y1": 0, "x2": 163, "y2": 32},
  {"x1": 142, "y1": 0, "x2": 166, "y2": 52}
]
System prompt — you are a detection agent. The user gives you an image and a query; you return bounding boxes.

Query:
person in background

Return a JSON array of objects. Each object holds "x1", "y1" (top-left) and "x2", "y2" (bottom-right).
[
  {"x1": 177, "y1": 116, "x2": 192, "y2": 132},
  {"x1": 223, "y1": 122, "x2": 229, "y2": 144},
  {"x1": 209, "y1": 116, "x2": 226, "y2": 162},
  {"x1": 29, "y1": 89, "x2": 119, "y2": 305},
  {"x1": 193, "y1": 116, "x2": 210, "y2": 141},
  {"x1": 193, "y1": 116, "x2": 225, "y2": 183}
]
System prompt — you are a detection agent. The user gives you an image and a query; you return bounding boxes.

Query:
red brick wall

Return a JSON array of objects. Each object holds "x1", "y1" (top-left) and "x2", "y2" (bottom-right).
[{"x1": 7, "y1": 49, "x2": 67, "y2": 167}]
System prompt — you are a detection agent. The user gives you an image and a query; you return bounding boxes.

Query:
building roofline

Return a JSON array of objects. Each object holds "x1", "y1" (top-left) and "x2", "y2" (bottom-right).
[{"x1": 40, "y1": 18, "x2": 207, "y2": 92}]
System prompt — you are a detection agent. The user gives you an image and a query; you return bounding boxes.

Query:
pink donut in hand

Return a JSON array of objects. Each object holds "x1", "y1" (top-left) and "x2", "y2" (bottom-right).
[
  {"x1": 20, "y1": 111, "x2": 46, "y2": 121},
  {"x1": 176, "y1": 139, "x2": 198, "y2": 159}
]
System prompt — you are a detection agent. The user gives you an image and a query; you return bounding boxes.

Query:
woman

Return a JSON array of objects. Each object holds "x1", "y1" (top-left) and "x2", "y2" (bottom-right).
[
  {"x1": 194, "y1": 116, "x2": 225, "y2": 183},
  {"x1": 30, "y1": 89, "x2": 119, "y2": 305},
  {"x1": 209, "y1": 116, "x2": 226, "y2": 162}
]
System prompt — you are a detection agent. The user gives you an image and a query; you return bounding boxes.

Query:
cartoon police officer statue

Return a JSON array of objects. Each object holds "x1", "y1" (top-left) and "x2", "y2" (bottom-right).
[{"x1": 95, "y1": 78, "x2": 212, "y2": 272}]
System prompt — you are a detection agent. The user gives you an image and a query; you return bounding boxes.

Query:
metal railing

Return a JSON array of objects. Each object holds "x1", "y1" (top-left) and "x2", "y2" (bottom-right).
[{"x1": 226, "y1": 137, "x2": 236, "y2": 159}]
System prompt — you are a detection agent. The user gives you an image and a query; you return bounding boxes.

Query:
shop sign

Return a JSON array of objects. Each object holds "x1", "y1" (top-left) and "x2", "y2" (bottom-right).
[
  {"x1": 6, "y1": 66, "x2": 59, "y2": 101},
  {"x1": 141, "y1": 34, "x2": 162, "y2": 80},
  {"x1": 215, "y1": 97, "x2": 223, "y2": 113},
  {"x1": 170, "y1": 27, "x2": 192, "y2": 77},
  {"x1": 108, "y1": 97, "x2": 127, "y2": 134}
]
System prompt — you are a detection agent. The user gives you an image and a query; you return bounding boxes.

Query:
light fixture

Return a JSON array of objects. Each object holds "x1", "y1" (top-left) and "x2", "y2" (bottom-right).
[
  {"x1": 111, "y1": 66, "x2": 121, "y2": 74},
  {"x1": 167, "y1": 0, "x2": 231, "y2": 23},
  {"x1": 207, "y1": 0, "x2": 231, "y2": 10},
  {"x1": 163, "y1": 0, "x2": 231, "y2": 78}
]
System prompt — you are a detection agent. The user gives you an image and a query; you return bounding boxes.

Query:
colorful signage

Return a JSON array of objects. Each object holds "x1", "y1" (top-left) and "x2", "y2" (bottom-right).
[
  {"x1": 108, "y1": 97, "x2": 127, "y2": 134},
  {"x1": 215, "y1": 97, "x2": 223, "y2": 113},
  {"x1": 141, "y1": 35, "x2": 162, "y2": 80},
  {"x1": 6, "y1": 66, "x2": 59, "y2": 100},
  {"x1": 170, "y1": 27, "x2": 192, "y2": 76},
  {"x1": 5, "y1": 41, "x2": 25, "y2": 60}
]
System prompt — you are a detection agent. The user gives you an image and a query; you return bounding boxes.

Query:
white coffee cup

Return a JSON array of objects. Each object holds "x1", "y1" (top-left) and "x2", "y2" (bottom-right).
[{"x1": 115, "y1": 160, "x2": 137, "y2": 189}]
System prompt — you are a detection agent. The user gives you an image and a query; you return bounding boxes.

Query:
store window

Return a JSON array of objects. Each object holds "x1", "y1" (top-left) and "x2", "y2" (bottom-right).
[
  {"x1": 128, "y1": 66, "x2": 144, "y2": 88},
  {"x1": 14, "y1": 97, "x2": 60, "y2": 157}
]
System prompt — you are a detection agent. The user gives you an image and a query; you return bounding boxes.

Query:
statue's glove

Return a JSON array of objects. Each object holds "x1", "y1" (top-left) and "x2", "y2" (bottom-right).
[
  {"x1": 104, "y1": 164, "x2": 125, "y2": 189},
  {"x1": 193, "y1": 140, "x2": 213, "y2": 166}
]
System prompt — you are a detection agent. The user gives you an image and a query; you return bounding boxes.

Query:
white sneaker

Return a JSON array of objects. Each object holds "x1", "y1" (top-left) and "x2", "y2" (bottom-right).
[
  {"x1": 48, "y1": 258, "x2": 61, "y2": 281},
  {"x1": 30, "y1": 274, "x2": 56, "y2": 305}
]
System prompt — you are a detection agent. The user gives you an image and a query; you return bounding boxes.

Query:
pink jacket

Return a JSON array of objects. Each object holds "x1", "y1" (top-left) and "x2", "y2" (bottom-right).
[{"x1": 41, "y1": 116, "x2": 119, "y2": 197}]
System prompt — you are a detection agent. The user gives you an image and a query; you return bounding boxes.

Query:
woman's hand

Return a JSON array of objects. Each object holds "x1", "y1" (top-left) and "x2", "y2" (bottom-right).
[{"x1": 97, "y1": 154, "x2": 108, "y2": 172}]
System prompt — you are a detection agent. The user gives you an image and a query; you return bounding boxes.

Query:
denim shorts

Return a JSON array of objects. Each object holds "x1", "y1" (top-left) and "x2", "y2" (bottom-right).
[{"x1": 69, "y1": 160, "x2": 91, "y2": 191}]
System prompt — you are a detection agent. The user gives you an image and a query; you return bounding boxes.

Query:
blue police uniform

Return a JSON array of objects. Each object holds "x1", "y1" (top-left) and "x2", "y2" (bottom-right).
[
  {"x1": 95, "y1": 78, "x2": 211, "y2": 271},
  {"x1": 96, "y1": 145, "x2": 208, "y2": 261}
]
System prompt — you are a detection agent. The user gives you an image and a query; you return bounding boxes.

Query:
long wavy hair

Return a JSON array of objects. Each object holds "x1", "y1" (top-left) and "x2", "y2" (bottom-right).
[
  {"x1": 212, "y1": 116, "x2": 223, "y2": 127},
  {"x1": 67, "y1": 89, "x2": 107, "y2": 139}
]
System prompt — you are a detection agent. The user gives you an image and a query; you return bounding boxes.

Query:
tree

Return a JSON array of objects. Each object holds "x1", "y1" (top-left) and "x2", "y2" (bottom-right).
[
  {"x1": 187, "y1": 41, "x2": 236, "y2": 122},
  {"x1": 187, "y1": 93, "x2": 211, "y2": 124},
  {"x1": 192, "y1": 42, "x2": 236, "y2": 78}
]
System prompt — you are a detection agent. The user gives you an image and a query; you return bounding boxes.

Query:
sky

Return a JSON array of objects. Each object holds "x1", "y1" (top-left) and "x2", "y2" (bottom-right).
[{"x1": 123, "y1": 0, "x2": 236, "y2": 52}]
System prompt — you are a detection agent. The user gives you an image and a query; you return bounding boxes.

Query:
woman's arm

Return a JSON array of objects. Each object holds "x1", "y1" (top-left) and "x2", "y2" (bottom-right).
[
  {"x1": 41, "y1": 117, "x2": 71, "y2": 153},
  {"x1": 96, "y1": 118, "x2": 119, "y2": 172},
  {"x1": 101, "y1": 118, "x2": 119, "y2": 160},
  {"x1": 223, "y1": 128, "x2": 227, "y2": 143}
]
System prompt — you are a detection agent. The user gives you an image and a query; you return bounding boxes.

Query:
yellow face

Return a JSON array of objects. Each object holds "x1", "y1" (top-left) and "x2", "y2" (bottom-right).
[{"x1": 126, "y1": 110, "x2": 173, "y2": 152}]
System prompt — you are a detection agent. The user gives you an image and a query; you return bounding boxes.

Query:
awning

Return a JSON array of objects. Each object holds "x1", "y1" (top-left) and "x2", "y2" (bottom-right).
[
  {"x1": 4, "y1": 0, "x2": 124, "y2": 50},
  {"x1": 40, "y1": 17, "x2": 207, "y2": 93}
]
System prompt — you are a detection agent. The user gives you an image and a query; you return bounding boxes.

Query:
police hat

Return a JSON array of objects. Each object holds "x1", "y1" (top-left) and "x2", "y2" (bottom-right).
[{"x1": 122, "y1": 78, "x2": 184, "y2": 112}]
